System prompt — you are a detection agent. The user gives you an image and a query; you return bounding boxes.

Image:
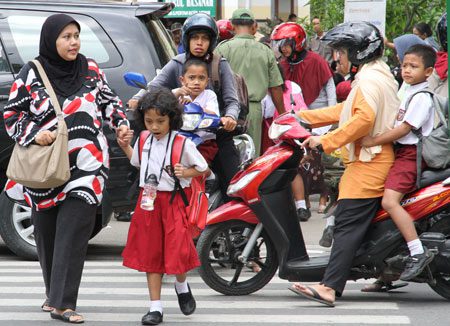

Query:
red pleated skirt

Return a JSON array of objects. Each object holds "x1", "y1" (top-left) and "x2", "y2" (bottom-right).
[{"x1": 122, "y1": 189, "x2": 200, "y2": 274}]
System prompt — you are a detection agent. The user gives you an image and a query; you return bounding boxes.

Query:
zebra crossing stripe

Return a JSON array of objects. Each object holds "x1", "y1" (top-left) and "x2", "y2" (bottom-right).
[
  {"x1": 0, "y1": 298, "x2": 399, "y2": 310},
  {"x1": 0, "y1": 312, "x2": 410, "y2": 324},
  {"x1": 0, "y1": 286, "x2": 381, "y2": 296}
]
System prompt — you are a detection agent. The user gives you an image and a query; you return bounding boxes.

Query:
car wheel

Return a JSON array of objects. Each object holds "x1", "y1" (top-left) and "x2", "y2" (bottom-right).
[{"x1": 0, "y1": 192, "x2": 37, "y2": 260}]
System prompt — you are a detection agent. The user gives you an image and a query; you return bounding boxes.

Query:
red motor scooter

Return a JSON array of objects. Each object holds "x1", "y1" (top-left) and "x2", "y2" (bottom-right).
[{"x1": 195, "y1": 113, "x2": 450, "y2": 300}]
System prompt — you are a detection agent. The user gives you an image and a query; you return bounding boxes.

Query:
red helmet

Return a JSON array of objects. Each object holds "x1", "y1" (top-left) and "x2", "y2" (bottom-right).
[
  {"x1": 271, "y1": 22, "x2": 307, "y2": 52},
  {"x1": 216, "y1": 19, "x2": 234, "y2": 41}
]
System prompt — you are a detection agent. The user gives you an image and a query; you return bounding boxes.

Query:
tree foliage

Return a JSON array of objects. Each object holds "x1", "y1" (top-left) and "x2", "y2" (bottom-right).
[
  {"x1": 306, "y1": 0, "x2": 445, "y2": 43},
  {"x1": 303, "y1": 0, "x2": 445, "y2": 63}
]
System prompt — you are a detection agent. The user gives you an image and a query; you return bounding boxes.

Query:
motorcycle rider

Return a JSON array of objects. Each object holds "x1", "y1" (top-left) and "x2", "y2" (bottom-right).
[
  {"x1": 128, "y1": 13, "x2": 240, "y2": 199},
  {"x1": 289, "y1": 22, "x2": 400, "y2": 306}
]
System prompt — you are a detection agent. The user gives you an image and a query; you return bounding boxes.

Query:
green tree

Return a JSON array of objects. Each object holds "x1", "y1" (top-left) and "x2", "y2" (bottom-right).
[{"x1": 304, "y1": 0, "x2": 445, "y2": 63}]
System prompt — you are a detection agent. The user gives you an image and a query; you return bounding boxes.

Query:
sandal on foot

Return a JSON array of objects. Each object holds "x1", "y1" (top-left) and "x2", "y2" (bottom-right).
[
  {"x1": 361, "y1": 280, "x2": 408, "y2": 293},
  {"x1": 288, "y1": 285, "x2": 335, "y2": 307},
  {"x1": 50, "y1": 311, "x2": 84, "y2": 324},
  {"x1": 41, "y1": 298, "x2": 53, "y2": 312},
  {"x1": 318, "y1": 204, "x2": 327, "y2": 214}
]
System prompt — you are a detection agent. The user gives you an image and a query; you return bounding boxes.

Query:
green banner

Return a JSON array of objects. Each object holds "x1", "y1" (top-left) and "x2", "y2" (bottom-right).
[{"x1": 163, "y1": 0, "x2": 216, "y2": 18}]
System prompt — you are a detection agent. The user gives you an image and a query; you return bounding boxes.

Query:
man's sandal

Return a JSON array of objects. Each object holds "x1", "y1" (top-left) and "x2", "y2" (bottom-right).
[
  {"x1": 50, "y1": 310, "x2": 84, "y2": 324},
  {"x1": 41, "y1": 299, "x2": 53, "y2": 312},
  {"x1": 361, "y1": 280, "x2": 408, "y2": 292}
]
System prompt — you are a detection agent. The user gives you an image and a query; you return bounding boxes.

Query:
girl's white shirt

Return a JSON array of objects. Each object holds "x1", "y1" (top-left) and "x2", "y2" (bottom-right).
[{"x1": 130, "y1": 131, "x2": 208, "y2": 190}]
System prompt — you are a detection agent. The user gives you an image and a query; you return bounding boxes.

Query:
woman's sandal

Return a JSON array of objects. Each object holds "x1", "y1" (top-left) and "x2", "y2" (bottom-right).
[
  {"x1": 318, "y1": 204, "x2": 327, "y2": 214},
  {"x1": 41, "y1": 298, "x2": 53, "y2": 312},
  {"x1": 361, "y1": 280, "x2": 408, "y2": 292},
  {"x1": 50, "y1": 310, "x2": 84, "y2": 324}
]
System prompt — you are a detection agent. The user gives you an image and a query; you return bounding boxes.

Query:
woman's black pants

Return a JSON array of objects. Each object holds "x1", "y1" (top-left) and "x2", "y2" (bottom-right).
[
  {"x1": 32, "y1": 197, "x2": 97, "y2": 310},
  {"x1": 321, "y1": 197, "x2": 381, "y2": 296}
]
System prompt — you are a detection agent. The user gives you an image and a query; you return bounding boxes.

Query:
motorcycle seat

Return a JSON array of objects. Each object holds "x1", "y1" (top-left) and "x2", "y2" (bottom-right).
[{"x1": 419, "y1": 167, "x2": 450, "y2": 189}]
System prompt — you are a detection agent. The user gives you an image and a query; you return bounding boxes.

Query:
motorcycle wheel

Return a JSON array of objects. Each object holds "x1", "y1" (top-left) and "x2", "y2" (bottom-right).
[
  {"x1": 196, "y1": 220, "x2": 278, "y2": 295},
  {"x1": 427, "y1": 210, "x2": 450, "y2": 300}
]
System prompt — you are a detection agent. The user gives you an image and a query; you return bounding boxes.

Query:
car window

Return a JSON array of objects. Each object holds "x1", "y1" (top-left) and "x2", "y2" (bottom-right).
[
  {"x1": 2, "y1": 12, "x2": 122, "y2": 73},
  {"x1": 142, "y1": 18, "x2": 177, "y2": 66},
  {"x1": 0, "y1": 41, "x2": 11, "y2": 74}
]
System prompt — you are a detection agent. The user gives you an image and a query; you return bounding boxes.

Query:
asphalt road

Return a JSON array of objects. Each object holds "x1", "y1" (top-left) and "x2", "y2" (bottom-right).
[{"x1": 0, "y1": 204, "x2": 449, "y2": 325}]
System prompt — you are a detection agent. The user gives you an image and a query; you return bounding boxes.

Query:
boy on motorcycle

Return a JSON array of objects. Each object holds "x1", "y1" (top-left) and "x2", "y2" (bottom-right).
[
  {"x1": 361, "y1": 44, "x2": 437, "y2": 281},
  {"x1": 128, "y1": 13, "x2": 240, "y2": 199},
  {"x1": 288, "y1": 22, "x2": 400, "y2": 306}
]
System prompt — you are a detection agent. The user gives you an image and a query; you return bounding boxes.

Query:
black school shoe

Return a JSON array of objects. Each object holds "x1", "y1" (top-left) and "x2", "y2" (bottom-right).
[
  {"x1": 297, "y1": 208, "x2": 311, "y2": 222},
  {"x1": 141, "y1": 311, "x2": 163, "y2": 325},
  {"x1": 175, "y1": 283, "x2": 196, "y2": 315},
  {"x1": 400, "y1": 247, "x2": 435, "y2": 281}
]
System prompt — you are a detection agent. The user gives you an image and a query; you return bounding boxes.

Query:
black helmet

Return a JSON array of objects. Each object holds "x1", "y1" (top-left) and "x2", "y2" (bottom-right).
[
  {"x1": 436, "y1": 12, "x2": 447, "y2": 52},
  {"x1": 322, "y1": 21, "x2": 384, "y2": 65},
  {"x1": 181, "y1": 13, "x2": 218, "y2": 54}
]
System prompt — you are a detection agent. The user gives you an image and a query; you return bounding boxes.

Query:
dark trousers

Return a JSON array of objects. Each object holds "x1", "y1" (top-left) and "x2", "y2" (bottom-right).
[
  {"x1": 32, "y1": 197, "x2": 97, "y2": 310},
  {"x1": 213, "y1": 130, "x2": 240, "y2": 200},
  {"x1": 321, "y1": 197, "x2": 381, "y2": 296}
]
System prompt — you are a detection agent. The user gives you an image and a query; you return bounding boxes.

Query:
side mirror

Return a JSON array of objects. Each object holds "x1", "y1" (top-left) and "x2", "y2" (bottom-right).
[{"x1": 123, "y1": 72, "x2": 148, "y2": 89}]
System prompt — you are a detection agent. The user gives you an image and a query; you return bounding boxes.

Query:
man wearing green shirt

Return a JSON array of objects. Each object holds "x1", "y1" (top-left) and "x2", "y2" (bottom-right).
[{"x1": 215, "y1": 9, "x2": 284, "y2": 155}]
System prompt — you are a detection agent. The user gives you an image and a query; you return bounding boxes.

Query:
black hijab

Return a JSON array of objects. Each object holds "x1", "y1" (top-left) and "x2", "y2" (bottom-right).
[{"x1": 36, "y1": 14, "x2": 88, "y2": 98}]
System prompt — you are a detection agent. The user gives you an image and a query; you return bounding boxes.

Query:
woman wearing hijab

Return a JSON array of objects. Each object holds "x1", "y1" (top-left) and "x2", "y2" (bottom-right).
[{"x1": 3, "y1": 14, "x2": 129, "y2": 323}]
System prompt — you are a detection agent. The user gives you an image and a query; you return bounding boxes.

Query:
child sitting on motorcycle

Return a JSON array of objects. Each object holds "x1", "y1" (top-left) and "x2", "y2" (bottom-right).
[
  {"x1": 361, "y1": 44, "x2": 437, "y2": 281},
  {"x1": 173, "y1": 58, "x2": 220, "y2": 164}
]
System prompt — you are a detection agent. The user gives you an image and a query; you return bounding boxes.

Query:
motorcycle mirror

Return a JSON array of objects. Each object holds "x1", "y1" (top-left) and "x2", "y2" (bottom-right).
[
  {"x1": 443, "y1": 177, "x2": 450, "y2": 186},
  {"x1": 123, "y1": 72, "x2": 148, "y2": 89},
  {"x1": 291, "y1": 112, "x2": 311, "y2": 130}
]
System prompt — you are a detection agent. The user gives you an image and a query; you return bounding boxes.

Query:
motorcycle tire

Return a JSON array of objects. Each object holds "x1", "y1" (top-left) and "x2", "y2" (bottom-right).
[
  {"x1": 196, "y1": 220, "x2": 278, "y2": 295},
  {"x1": 427, "y1": 209, "x2": 450, "y2": 300}
]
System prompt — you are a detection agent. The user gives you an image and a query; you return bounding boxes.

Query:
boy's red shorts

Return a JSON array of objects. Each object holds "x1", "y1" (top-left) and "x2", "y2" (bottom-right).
[{"x1": 385, "y1": 144, "x2": 424, "y2": 194}]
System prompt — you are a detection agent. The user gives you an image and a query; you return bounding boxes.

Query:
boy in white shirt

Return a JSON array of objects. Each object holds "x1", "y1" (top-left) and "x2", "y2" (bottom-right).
[
  {"x1": 361, "y1": 44, "x2": 437, "y2": 281},
  {"x1": 173, "y1": 59, "x2": 220, "y2": 164}
]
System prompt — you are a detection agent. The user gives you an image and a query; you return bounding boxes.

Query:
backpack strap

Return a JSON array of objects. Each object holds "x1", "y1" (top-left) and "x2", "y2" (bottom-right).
[
  {"x1": 169, "y1": 134, "x2": 189, "y2": 206},
  {"x1": 138, "y1": 130, "x2": 151, "y2": 163},
  {"x1": 404, "y1": 88, "x2": 439, "y2": 189},
  {"x1": 126, "y1": 130, "x2": 150, "y2": 200},
  {"x1": 211, "y1": 54, "x2": 221, "y2": 95}
]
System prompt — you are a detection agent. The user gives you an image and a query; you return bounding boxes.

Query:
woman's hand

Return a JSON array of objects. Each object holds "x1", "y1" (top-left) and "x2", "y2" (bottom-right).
[
  {"x1": 127, "y1": 99, "x2": 139, "y2": 110},
  {"x1": 35, "y1": 130, "x2": 56, "y2": 146},
  {"x1": 221, "y1": 116, "x2": 237, "y2": 131},
  {"x1": 361, "y1": 135, "x2": 375, "y2": 147},
  {"x1": 301, "y1": 135, "x2": 322, "y2": 149},
  {"x1": 116, "y1": 125, "x2": 130, "y2": 140}
]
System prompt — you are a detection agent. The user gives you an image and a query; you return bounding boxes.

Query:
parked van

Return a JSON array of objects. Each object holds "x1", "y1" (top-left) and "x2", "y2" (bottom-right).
[{"x1": 0, "y1": 0, "x2": 177, "y2": 259}]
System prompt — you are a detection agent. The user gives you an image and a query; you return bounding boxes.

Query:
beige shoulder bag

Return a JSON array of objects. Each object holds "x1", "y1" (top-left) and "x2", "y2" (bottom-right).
[{"x1": 6, "y1": 60, "x2": 70, "y2": 189}]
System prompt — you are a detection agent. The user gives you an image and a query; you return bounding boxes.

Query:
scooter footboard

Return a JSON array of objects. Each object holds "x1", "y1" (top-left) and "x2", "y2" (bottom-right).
[{"x1": 206, "y1": 200, "x2": 259, "y2": 225}]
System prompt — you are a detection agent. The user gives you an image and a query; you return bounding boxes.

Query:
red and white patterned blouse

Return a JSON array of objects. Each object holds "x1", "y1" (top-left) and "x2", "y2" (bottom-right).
[{"x1": 3, "y1": 59, "x2": 129, "y2": 211}]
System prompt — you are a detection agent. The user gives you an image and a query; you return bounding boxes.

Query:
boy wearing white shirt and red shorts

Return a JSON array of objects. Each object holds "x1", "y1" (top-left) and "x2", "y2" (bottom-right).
[{"x1": 361, "y1": 44, "x2": 437, "y2": 281}]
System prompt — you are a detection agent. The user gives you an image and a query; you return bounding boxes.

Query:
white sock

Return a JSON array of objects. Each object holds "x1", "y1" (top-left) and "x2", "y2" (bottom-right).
[
  {"x1": 407, "y1": 239, "x2": 424, "y2": 256},
  {"x1": 150, "y1": 300, "x2": 163, "y2": 313},
  {"x1": 325, "y1": 215, "x2": 335, "y2": 227},
  {"x1": 175, "y1": 280, "x2": 189, "y2": 294},
  {"x1": 295, "y1": 200, "x2": 307, "y2": 209}
]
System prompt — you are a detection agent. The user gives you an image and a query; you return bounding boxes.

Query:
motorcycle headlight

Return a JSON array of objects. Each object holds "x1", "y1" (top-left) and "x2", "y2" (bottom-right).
[
  {"x1": 182, "y1": 113, "x2": 202, "y2": 131},
  {"x1": 198, "y1": 118, "x2": 214, "y2": 129},
  {"x1": 268, "y1": 123, "x2": 292, "y2": 140},
  {"x1": 227, "y1": 170, "x2": 261, "y2": 196}
]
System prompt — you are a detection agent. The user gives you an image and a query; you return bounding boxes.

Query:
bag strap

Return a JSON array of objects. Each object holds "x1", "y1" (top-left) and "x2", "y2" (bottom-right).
[
  {"x1": 404, "y1": 89, "x2": 432, "y2": 190},
  {"x1": 138, "y1": 130, "x2": 151, "y2": 163},
  {"x1": 169, "y1": 134, "x2": 189, "y2": 206},
  {"x1": 30, "y1": 60, "x2": 63, "y2": 117},
  {"x1": 211, "y1": 54, "x2": 221, "y2": 94}
]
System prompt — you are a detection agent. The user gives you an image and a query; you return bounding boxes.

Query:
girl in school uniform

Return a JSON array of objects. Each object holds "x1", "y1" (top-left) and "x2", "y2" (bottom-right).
[{"x1": 117, "y1": 87, "x2": 209, "y2": 325}]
